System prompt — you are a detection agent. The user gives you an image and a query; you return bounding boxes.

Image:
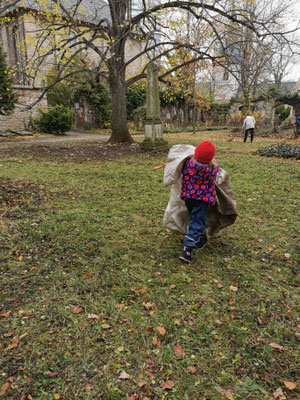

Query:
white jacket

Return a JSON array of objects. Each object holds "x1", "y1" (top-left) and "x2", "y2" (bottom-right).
[
  {"x1": 163, "y1": 144, "x2": 238, "y2": 238},
  {"x1": 242, "y1": 115, "x2": 256, "y2": 130}
]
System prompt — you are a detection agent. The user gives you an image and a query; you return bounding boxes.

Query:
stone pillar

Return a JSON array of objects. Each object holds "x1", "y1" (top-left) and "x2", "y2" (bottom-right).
[{"x1": 141, "y1": 63, "x2": 168, "y2": 151}]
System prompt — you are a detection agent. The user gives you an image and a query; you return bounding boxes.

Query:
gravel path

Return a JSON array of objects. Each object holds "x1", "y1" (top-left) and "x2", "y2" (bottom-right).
[{"x1": 0, "y1": 131, "x2": 110, "y2": 145}]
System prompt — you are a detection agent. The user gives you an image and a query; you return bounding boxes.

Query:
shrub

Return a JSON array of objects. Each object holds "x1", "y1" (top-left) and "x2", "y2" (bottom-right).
[
  {"x1": 275, "y1": 105, "x2": 291, "y2": 124},
  {"x1": 126, "y1": 82, "x2": 146, "y2": 120},
  {"x1": 33, "y1": 105, "x2": 74, "y2": 134},
  {"x1": 73, "y1": 82, "x2": 111, "y2": 128},
  {"x1": 0, "y1": 46, "x2": 18, "y2": 115},
  {"x1": 257, "y1": 143, "x2": 300, "y2": 159}
]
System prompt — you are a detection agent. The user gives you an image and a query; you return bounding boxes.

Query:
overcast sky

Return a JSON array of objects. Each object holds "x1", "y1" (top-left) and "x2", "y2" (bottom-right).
[{"x1": 283, "y1": 1, "x2": 300, "y2": 81}]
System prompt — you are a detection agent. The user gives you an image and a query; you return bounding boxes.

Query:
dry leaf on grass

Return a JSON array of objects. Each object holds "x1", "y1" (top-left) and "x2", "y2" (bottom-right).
[
  {"x1": 3, "y1": 330, "x2": 14, "y2": 337},
  {"x1": 126, "y1": 394, "x2": 138, "y2": 400},
  {"x1": 173, "y1": 343, "x2": 185, "y2": 357},
  {"x1": 0, "y1": 381, "x2": 10, "y2": 395},
  {"x1": 156, "y1": 326, "x2": 166, "y2": 335},
  {"x1": 143, "y1": 302, "x2": 154, "y2": 310},
  {"x1": 153, "y1": 336, "x2": 160, "y2": 346},
  {"x1": 187, "y1": 366, "x2": 197, "y2": 374},
  {"x1": 0, "y1": 312, "x2": 10, "y2": 318},
  {"x1": 269, "y1": 342, "x2": 284, "y2": 351},
  {"x1": 119, "y1": 371, "x2": 132, "y2": 380},
  {"x1": 229, "y1": 285, "x2": 238, "y2": 292},
  {"x1": 138, "y1": 379, "x2": 147, "y2": 388},
  {"x1": 224, "y1": 389, "x2": 234, "y2": 399},
  {"x1": 72, "y1": 306, "x2": 83, "y2": 314},
  {"x1": 161, "y1": 380, "x2": 175, "y2": 390},
  {"x1": 273, "y1": 387, "x2": 284, "y2": 398},
  {"x1": 87, "y1": 313, "x2": 99, "y2": 320},
  {"x1": 284, "y1": 380, "x2": 297, "y2": 390},
  {"x1": 4, "y1": 337, "x2": 19, "y2": 352}
]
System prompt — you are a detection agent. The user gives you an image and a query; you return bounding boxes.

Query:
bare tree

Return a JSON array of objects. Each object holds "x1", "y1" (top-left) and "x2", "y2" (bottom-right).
[
  {"x1": 218, "y1": 0, "x2": 300, "y2": 109},
  {"x1": 3, "y1": 0, "x2": 299, "y2": 142}
]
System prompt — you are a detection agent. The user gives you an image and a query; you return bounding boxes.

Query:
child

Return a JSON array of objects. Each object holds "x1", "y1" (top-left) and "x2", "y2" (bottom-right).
[{"x1": 179, "y1": 140, "x2": 219, "y2": 264}]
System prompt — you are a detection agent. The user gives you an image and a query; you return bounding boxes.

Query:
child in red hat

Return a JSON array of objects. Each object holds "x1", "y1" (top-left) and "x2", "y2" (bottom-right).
[{"x1": 179, "y1": 140, "x2": 219, "y2": 264}]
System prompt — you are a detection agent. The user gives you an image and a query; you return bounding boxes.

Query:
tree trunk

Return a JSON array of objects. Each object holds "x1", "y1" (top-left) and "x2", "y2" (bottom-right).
[
  {"x1": 183, "y1": 97, "x2": 189, "y2": 127},
  {"x1": 108, "y1": 62, "x2": 133, "y2": 143}
]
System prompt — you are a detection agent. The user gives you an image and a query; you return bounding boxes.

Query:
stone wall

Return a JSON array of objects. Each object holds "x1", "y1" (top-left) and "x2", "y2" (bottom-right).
[{"x1": 0, "y1": 86, "x2": 47, "y2": 132}]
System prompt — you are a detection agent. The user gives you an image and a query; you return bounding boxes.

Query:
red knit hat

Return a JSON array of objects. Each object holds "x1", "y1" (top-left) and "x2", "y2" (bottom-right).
[{"x1": 194, "y1": 141, "x2": 216, "y2": 163}]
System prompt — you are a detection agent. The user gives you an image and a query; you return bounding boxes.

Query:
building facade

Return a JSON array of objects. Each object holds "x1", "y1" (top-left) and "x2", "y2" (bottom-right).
[{"x1": 0, "y1": 0, "x2": 147, "y2": 131}]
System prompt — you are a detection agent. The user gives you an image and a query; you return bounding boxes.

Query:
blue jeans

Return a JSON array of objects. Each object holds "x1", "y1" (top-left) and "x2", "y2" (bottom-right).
[{"x1": 183, "y1": 199, "x2": 208, "y2": 248}]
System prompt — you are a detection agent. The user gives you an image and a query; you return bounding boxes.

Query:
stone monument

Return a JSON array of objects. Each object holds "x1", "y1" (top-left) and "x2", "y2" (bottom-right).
[{"x1": 141, "y1": 63, "x2": 168, "y2": 151}]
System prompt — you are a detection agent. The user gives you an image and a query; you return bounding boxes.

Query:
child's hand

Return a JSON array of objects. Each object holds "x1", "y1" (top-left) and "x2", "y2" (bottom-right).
[{"x1": 153, "y1": 162, "x2": 167, "y2": 171}]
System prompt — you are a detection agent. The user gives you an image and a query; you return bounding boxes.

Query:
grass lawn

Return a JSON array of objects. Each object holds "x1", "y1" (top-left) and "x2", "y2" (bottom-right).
[{"x1": 0, "y1": 131, "x2": 299, "y2": 400}]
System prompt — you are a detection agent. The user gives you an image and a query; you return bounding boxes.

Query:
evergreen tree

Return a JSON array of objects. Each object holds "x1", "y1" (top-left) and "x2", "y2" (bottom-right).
[{"x1": 0, "y1": 46, "x2": 18, "y2": 116}]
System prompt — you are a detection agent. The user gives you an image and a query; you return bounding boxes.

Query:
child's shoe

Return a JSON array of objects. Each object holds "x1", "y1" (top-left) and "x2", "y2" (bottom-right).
[
  {"x1": 179, "y1": 246, "x2": 194, "y2": 264},
  {"x1": 197, "y1": 236, "x2": 208, "y2": 249}
]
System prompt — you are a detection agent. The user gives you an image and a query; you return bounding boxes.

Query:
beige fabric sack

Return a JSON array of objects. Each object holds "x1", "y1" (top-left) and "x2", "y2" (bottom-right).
[{"x1": 163, "y1": 144, "x2": 238, "y2": 238}]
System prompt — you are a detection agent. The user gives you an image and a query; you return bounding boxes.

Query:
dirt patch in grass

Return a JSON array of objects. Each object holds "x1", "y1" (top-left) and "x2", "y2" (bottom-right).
[{"x1": 0, "y1": 141, "x2": 164, "y2": 163}]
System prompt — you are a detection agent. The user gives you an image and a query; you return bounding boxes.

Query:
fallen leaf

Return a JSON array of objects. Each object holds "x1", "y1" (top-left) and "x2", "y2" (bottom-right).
[
  {"x1": 220, "y1": 317, "x2": 230, "y2": 323},
  {"x1": 138, "y1": 379, "x2": 147, "y2": 388},
  {"x1": 126, "y1": 394, "x2": 138, "y2": 400},
  {"x1": 165, "y1": 290, "x2": 170, "y2": 295},
  {"x1": 145, "y1": 369, "x2": 155, "y2": 378},
  {"x1": 173, "y1": 343, "x2": 185, "y2": 357},
  {"x1": 217, "y1": 284, "x2": 224, "y2": 289},
  {"x1": 115, "y1": 303, "x2": 124, "y2": 309},
  {"x1": 101, "y1": 323, "x2": 110, "y2": 329},
  {"x1": 53, "y1": 394, "x2": 60, "y2": 399},
  {"x1": 0, "y1": 381, "x2": 10, "y2": 395},
  {"x1": 143, "y1": 302, "x2": 154, "y2": 310},
  {"x1": 87, "y1": 313, "x2": 99, "y2": 320},
  {"x1": 153, "y1": 336, "x2": 160, "y2": 346},
  {"x1": 4, "y1": 337, "x2": 19, "y2": 352},
  {"x1": 273, "y1": 387, "x2": 284, "y2": 398},
  {"x1": 285, "y1": 309, "x2": 292, "y2": 317},
  {"x1": 284, "y1": 380, "x2": 297, "y2": 390},
  {"x1": 3, "y1": 330, "x2": 14, "y2": 337},
  {"x1": 156, "y1": 326, "x2": 166, "y2": 335},
  {"x1": 0, "y1": 312, "x2": 10, "y2": 318},
  {"x1": 187, "y1": 366, "x2": 197, "y2": 374},
  {"x1": 161, "y1": 380, "x2": 175, "y2": 390},
  {"x1": 229, "y1": 285, "x2": 238, "y2": 292},
  {"x1": 269, "y1": 342, "x2": 284, "y2": 351},
  {"x1": 72, "y1": 306, "x2": 82, "y2": 314},
  {"x1": 170, "y1": 284, "x2": 176, "y2": 289},
  {"x1": 224, "y1": 389, "x2": 234, "y2": 399},
  {"x1": 48, "y1": 372, "x2": 58, "y2": 377},
  {"x1": 119, "y1": 371, "x2": 132, "y2": 380},
  {"x1": 83, "y1": 385, "x2": 92, "y2": 393}
]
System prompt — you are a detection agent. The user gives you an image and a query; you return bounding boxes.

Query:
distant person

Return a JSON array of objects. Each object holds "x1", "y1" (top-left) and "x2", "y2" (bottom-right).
[
  {"x1": 242, "y1": 114, "x2": 256, "y2": 142},
  {"x1": 296, "y1": 115, "x2": 300, "y2": 132}
]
